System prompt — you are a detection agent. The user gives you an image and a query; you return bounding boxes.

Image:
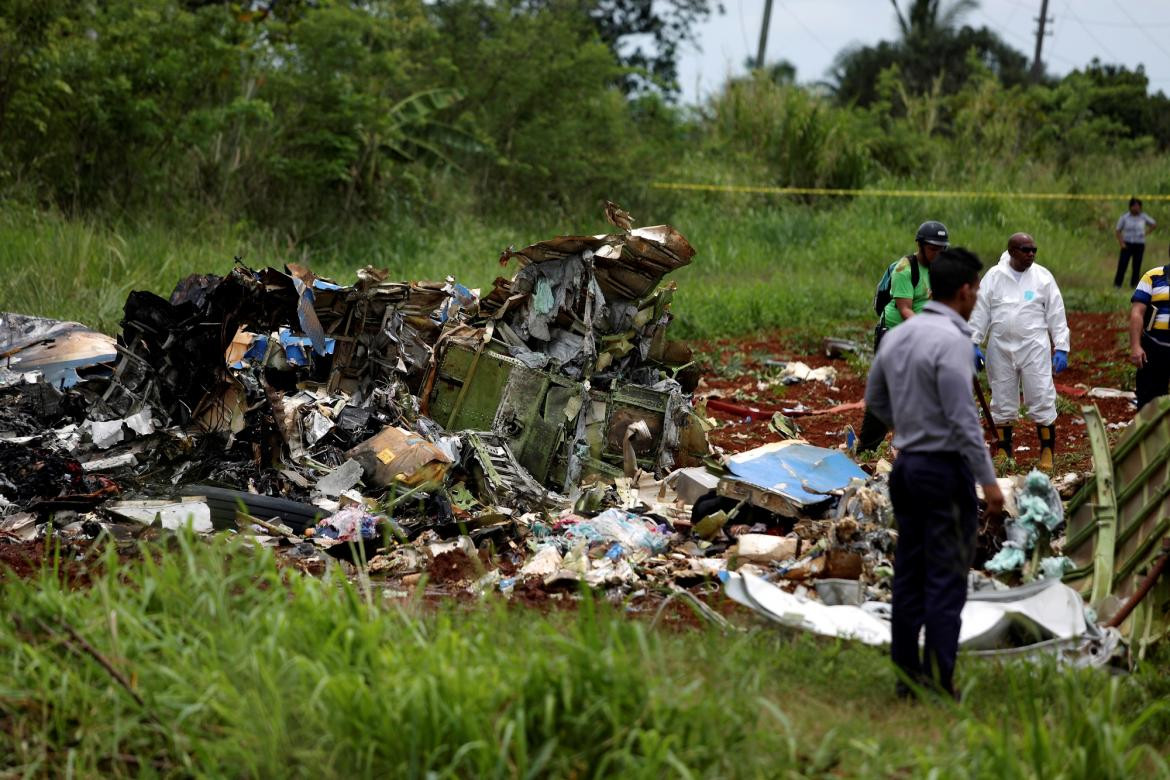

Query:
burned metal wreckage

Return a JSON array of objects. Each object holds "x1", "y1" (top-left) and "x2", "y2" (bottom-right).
[
  {"x1": 0, "y1": 221, "x2": 710, "y2": 540},
  {"x1": 0, "y1": 213, "x2": 1155, "y2": 666}
]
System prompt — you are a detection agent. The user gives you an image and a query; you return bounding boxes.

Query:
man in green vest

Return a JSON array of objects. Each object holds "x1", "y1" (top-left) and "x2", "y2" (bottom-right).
[{"x1": 858, "y1": 220, "x2": 949, "y2": 454}]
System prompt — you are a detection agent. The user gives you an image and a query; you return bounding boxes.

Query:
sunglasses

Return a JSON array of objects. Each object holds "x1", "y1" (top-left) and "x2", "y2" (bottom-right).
[{"x1": 1014, "y1": 245, "x2": 1038, "y2": 254}]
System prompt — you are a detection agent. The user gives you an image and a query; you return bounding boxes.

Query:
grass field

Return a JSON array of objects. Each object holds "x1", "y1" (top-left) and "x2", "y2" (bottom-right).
[
  {"x1": 0, "y1": 183, "x2": 1147, "y2": 340},
  {"x1": 1, "y1": 534, "x2": 1168, "y2": 778}
]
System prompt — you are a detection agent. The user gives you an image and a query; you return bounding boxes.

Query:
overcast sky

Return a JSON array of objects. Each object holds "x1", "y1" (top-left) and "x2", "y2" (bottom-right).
[{"x1": 676, "y1": 0, "x2": 1170, "y2": 104}]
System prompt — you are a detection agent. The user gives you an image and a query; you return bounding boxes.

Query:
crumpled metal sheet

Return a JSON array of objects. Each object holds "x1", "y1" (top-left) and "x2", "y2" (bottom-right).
[
  {"x1": 0, "y1": 312, "x2": 116, "y2": 389},
  {"x1": 723, "y1": 441, "x2": 869, "y2": 511},
  {"x1": 722, "y1": 571, "x2": 1118, "y2": 665},
  {"x1": 498, "y1": 225, "x2": 694, "y2": 302}
]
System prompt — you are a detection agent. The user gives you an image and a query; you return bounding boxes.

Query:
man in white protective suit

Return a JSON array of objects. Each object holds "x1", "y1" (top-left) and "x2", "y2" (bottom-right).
[{"x1": 970, "y1": 232, "x2": 1070, "y2": 470}]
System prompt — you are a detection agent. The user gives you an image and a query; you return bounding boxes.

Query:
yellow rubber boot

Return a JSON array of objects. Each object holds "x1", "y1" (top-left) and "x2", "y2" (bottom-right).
[
  {"x1": 994, "y1": 425, "x2": 1013, "y2": 458},
  {"x1": 1037, "y1": 424, "x2": 1056, "y2": 470}
]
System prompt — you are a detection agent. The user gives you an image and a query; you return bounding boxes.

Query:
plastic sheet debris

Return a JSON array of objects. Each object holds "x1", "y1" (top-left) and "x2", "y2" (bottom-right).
[
  {"x1": 520, "y1": 545, "x2": 563, "y2": 578},
  {"x1": 559, "y1": 508, "x2": 671, "y2": 554},
  {"x1": 775, "y1": 362, "x2": 837, "y2": 387},
  {"x1": 1087, "y1": 387, "x2": 1136, "y2": 400}
]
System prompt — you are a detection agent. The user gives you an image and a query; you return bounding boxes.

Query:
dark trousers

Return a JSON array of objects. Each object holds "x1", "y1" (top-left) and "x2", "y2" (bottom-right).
[
  {"x1": 858, "y1": 321, "x2": 890, "y2": 452},
  {"x1": 1115, "y1": 242, "x2": 1146, "y2": 288},
  {"x1": 888, "y1": 452, "x2": 978, "y2": 696},
  {"x1": 1136, "y1": 333, "x2": 1170, "y2": 410}
]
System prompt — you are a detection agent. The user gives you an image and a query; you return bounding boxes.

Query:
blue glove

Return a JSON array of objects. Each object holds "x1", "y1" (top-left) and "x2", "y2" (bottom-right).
[
  {"x1": 1053, "y1": 349, "x2": 1068, "y2": 374},
  {"x1": 973, "y1": 345, "x2": 986, "y2": 372}
]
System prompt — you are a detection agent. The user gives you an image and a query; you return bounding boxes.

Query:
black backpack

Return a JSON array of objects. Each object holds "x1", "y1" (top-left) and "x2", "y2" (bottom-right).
[{"x1": 873, "y1": 254, "x2": 920, "y2": 317}]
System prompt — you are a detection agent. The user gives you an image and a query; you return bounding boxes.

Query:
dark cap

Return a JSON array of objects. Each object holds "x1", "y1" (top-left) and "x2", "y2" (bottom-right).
[{"x1": 916, "y1": 220, "x2": 949, "y2": 247}]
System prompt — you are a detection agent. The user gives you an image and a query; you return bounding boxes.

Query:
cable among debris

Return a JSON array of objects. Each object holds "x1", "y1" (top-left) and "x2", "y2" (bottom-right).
[{"x1": 650, "y1": 588, "x2": 738, "y2": 632}]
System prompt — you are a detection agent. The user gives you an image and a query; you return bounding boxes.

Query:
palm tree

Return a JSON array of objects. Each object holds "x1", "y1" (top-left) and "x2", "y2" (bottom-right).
[
  {"x1": 888, "y1": 0, "x2": 979, "y2": 43},
  {"x1": 829, "y1": 0, "x2": 1029, "y2": 106}
]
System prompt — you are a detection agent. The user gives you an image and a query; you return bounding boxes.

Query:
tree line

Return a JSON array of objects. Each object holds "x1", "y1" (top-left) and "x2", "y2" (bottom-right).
[{"x1": 1, "y1": 0, "x2": 1167, "y2": 233}]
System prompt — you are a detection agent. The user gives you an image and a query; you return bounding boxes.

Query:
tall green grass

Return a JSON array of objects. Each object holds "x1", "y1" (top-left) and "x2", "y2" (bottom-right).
[
  {"x1": 1, "y1": 534, "x2": 1167, "y2": 777},
  {"x1": 2, "y1": 163, "x2": 1164, "y2": 340}
]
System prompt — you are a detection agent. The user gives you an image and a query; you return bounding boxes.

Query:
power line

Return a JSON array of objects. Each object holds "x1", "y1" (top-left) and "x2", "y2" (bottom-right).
[
  {"x1": 776, "y1": 0, "x2": 835, "y2": 58},
  {"x1": 1048, "y1": 1, "x2": 1170, "y2": 85},
  {"x1": 1000, "y1": 0, "x2": 1170, "y2": 28},
  {"x1": 976, "y1": 8, "x2": 1078, "y2": 67},
  {"x1": 1109, "y1": 0, "x2": 1170, "y2": 63},
  {"x1": 738, "y1": 0, "x2": 753, "y2": 60},
  {"x1": 1052, "y1": 0, "x2": 1071, "y2": 45},
  {"x1": 1056, "y1": 18, "x2": 1170, "y2": 29},
  {"x1": 1062, "y1": 6, "x2": 1122, "y2": 62}
]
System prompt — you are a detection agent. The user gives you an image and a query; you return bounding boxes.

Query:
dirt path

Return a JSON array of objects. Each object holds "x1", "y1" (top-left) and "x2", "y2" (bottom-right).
[{"x1": 699, "y1": 311, "x2": 1134, "y2": 475}]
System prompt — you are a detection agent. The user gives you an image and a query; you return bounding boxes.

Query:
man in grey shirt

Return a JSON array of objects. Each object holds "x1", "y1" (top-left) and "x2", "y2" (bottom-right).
[
  {"x1": 865, "y1": 247, "x2": 1005, "y2": 699},
  {"x1": 1114, "y1": 197, "x2": 1157, "y2": 289}
]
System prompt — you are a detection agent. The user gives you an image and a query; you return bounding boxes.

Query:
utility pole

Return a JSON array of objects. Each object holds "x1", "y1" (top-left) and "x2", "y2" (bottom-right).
[
  {"x1": 756, "y1": 0, "x2": 774, "y2": 70},
  {"x1": 1031, "y1": 0, "x2": 1053, "y2": 82}
]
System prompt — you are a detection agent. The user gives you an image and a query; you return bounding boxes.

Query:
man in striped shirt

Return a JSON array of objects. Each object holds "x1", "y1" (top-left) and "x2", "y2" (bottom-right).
[{"x1": 1130, "y1": 249, "x2": 1170, "y2": 410}]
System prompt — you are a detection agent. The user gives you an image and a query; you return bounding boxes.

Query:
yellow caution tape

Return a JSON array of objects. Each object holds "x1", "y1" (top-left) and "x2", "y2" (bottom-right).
[{"x1": 651, "y1": 182, "x2": 1170, "y2": 201}]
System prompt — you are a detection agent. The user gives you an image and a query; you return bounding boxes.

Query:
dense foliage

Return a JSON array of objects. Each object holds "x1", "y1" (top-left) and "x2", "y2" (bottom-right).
[{"x1": 0, "y1": 0, "x2": 1168, "y2": 235}]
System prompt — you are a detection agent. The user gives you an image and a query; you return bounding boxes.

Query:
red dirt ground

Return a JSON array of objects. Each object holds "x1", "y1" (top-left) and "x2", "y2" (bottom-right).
[{"x1": 699, "y1": 311, "x2": 1134, "y2": 475}]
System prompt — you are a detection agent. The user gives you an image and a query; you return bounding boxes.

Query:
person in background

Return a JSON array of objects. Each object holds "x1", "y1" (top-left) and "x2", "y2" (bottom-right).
[
  {"x1": 865, "y1": 247, "x2": 1005, "y2": 700},
  {"x1": 1129, "y1": 245, "x2": 1170, "y2": 410},
  {"x1": 857, "y1": 220, "x2": 949, "y2": 453},
  {"x1": 970, "y1": 233, "x2": 1070, "y2": 470},
  {"x1": 1115, "y1": 197, "x2": 1157, "y2": 289}
]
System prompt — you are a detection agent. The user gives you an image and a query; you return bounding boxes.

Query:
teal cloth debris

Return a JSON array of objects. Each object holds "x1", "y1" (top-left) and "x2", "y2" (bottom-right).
[
  {"x1": 533, "y1": 277, "x2": 556, "y2": 314},
  {"x1": 986, "y1": 470, "x2": 1065, "y2": 574},
  {"x1": 987, "y1": 545, "x2": 1027, "y2": 574},
  {"x1": 1039, "y1": 556, "x2": 1074, "y2": 580}
]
